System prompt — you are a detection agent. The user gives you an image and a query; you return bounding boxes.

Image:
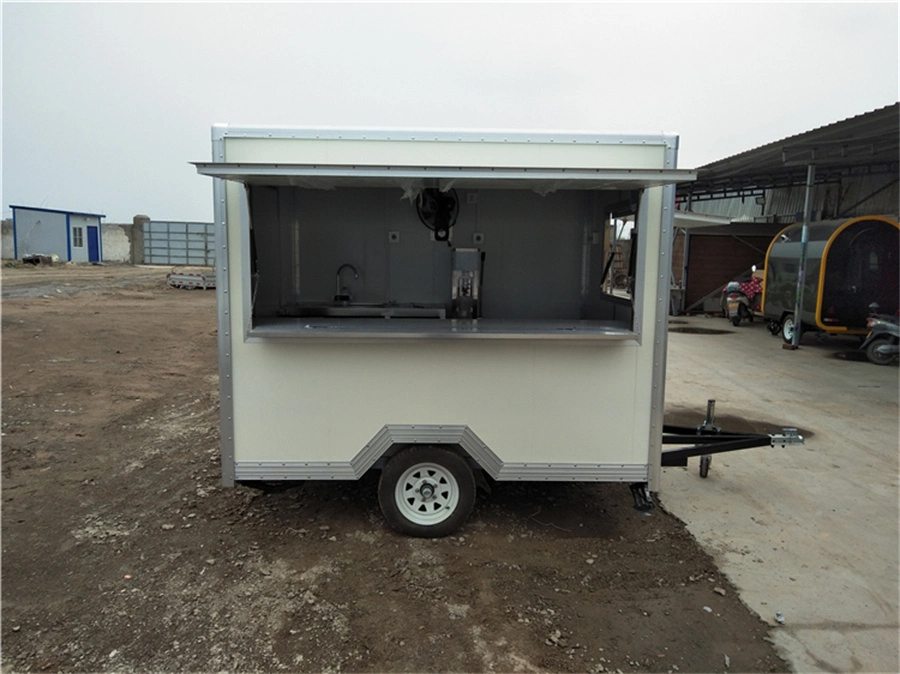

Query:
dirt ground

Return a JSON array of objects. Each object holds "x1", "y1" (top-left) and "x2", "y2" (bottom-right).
[{"x1": 1, "y1": 264, "x2": 789, "y2": 673}]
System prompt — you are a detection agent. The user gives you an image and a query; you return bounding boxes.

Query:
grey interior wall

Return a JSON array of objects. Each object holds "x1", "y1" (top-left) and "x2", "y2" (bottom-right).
[
  {"x1": 384, "y1": 191, "x2": 450, "y2": 305},
  {"x1": 250, "y1": 185, "x2": 625, "y2": 321},
  {"x1": 249, "y1": 186, "x2": 290, "y2": 316},
  {"x1": 473, "y1": 190, "x2": 593, "y2": 319},
  {"x1": 14, "y1": 209, "x2": 68, "y2": 259},
  {"x1": 295, "y1": 187, "x2": 393, "y2": 304}
]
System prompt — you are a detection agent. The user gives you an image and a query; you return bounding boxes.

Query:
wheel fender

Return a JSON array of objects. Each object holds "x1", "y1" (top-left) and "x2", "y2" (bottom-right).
[{"x1": 356, "y1": 425, "x2": 503, "y2": 480}]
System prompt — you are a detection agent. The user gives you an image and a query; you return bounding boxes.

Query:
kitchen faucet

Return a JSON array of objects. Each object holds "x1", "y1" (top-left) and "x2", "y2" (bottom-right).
[{"x1": 335, "y1": 263, "x2": 359, "y2": 302}]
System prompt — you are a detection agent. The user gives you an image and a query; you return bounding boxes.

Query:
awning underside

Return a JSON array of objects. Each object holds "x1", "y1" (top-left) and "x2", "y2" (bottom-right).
[{"x1": 193, "y1": 163, "x2": 696, "y2": 196}]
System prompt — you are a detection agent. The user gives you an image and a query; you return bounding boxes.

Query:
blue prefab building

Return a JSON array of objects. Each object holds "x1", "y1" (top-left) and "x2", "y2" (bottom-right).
[{"x1": 11, "y1": 205, "x2": 105, "y2": 263}]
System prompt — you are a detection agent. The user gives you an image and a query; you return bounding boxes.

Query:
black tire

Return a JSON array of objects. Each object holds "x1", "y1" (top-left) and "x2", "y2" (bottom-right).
[
  {"x1": 699, "y1": 455, "x2": 711, "y2": 479},
  {"x1": 781, "y1": 314, "x2": 797, "y2": 344},
  {"x1": 767, "y1": 321, "x2": 781, "y2": 336},
  {"x1": 378, "y1": 447, "x2": 476, "y2": 538},
  {"x1": 731, "y1": 316, "x2": 741, "y2": 327},
  {"x1": 866, "y1": 336, "x2": 897, "y2": 365}
]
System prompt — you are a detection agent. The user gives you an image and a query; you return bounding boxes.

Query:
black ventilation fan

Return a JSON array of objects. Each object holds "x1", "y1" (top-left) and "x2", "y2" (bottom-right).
[{"x1": 416, "y1": 188, "x2": 459, "y2": 242}]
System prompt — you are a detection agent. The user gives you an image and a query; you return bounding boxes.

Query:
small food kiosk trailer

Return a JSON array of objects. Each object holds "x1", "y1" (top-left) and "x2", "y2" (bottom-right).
[
  {"x1": 194, "y1": 126, "x2": 799, "y2": 537},
  {"x1": 762, "y1": 215, "x2": 899, "y2": 343}
]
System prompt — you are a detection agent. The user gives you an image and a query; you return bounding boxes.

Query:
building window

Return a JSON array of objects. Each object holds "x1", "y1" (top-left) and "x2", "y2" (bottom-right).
[{"x1": 72, "y1": 226, "x2": 84, "y2": 248}]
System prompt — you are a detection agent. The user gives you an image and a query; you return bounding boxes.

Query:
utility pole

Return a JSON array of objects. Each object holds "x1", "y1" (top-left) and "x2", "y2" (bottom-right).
[{"x1": 786, "y1": 163, "x2": 816, "y2": 350}]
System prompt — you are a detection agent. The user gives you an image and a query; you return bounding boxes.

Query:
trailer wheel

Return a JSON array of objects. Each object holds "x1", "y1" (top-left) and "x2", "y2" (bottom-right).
[
  {"x1": 866, "y1": 336, "x2": 897, "y2": 365},
  {"x1": 378, "y1": 447, "x2": 476, "y2": 538},
  {"x1": 781, "y1": 314, "x2": 797, "y2": 344},
  {"x1": 699, "y1": 455, "x2": 711, "y2": 478}
]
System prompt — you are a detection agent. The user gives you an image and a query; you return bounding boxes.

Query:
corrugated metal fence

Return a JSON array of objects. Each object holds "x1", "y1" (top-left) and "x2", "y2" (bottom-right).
[{"x1": 143, "y1": 221, "x2": 215, "y2": 266}]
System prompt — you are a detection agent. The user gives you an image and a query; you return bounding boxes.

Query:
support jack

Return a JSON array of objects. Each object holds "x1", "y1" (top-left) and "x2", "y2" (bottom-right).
[{"x1": 630, "y1": 482, "x2": 655, "y2": 511}]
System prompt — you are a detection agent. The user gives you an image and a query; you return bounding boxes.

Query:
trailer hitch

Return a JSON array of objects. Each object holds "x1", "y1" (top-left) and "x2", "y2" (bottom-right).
[
  {"x1": 770, "y1": 428, "x2": 804, "y2": 447},
  {"x1": 660, "y1": 400, "x2": 804, "y2": 476}
]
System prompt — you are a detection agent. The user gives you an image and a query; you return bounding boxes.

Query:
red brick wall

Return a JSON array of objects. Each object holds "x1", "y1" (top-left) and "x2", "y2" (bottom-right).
[{"x1": 684, "y1": 235, "x2": 771, "y2": 308}]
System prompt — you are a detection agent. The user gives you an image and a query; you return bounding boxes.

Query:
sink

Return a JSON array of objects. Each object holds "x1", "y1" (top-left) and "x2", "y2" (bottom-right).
[{"x1": 280, "y1": 302, "x2": 446, "y2": 319}]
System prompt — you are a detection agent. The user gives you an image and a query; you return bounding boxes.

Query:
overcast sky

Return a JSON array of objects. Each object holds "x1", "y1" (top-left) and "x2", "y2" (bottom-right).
[{"x1": 2, "y1": 1, "x2": 897, "y2": 223}]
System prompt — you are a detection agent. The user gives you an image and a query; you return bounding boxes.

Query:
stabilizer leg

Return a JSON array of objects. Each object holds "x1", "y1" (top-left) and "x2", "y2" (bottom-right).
[{"x1": 630, "y1": 482, "x2": 655, "y2": 512}]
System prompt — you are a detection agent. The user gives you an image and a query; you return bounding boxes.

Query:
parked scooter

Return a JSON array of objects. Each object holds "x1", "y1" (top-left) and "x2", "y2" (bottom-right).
[
  {"x1": 860, "y1": 311, "x2": 900, "y2": 365},
  {"x1": 721, "y1": 275, "x2": 762, "y2": 327}
]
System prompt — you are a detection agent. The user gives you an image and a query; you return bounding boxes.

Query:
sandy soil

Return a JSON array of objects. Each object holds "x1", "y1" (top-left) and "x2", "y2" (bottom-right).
[{"x1": 1, "y1": 263, "x2": 788, "y2": 673}]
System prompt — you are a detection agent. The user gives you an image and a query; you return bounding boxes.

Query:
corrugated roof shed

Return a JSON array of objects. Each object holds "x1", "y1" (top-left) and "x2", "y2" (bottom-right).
[{"x1": 679, "y1": 103, "x2": 899, "y2": 202}]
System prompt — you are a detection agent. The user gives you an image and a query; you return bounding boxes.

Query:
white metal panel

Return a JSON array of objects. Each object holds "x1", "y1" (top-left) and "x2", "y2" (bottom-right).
[
  {"x1": 222, "y1": 180, "x2": 665, "y2": 469},
  {"x1": 229, "y1": 339, "x2": 647, "y2": 465},
  {"x1": 222, "y1": 135, "x2": 670, "y2": 170},
  {"x1": 218, "y1": 130, "x2": 673, "y2": 476}
]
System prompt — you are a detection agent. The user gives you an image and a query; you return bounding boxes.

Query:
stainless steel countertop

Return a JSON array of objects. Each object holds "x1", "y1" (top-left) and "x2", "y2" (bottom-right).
[{"x1": 248, "y1": 317, "x2": 637, "y2": 341}]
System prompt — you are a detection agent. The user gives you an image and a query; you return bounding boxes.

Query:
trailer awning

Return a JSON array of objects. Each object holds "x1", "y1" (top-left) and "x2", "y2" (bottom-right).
[
  {"x1": 673, "y1": 211, "x2": 732, "y2": 229},
  {"x1": 193, "y1": 162, "x2": 696, "y2": 195}
]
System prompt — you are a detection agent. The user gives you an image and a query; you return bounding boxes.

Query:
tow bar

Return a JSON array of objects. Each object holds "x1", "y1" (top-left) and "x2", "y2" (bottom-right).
[{"x1": 661, "y1": 399, "x2": 804, "y2": 478}]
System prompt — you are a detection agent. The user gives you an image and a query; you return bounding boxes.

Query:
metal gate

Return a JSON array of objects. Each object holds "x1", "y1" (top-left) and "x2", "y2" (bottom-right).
[{"x1": 143, "y1": 221, "x2": 215, "y2": 266}]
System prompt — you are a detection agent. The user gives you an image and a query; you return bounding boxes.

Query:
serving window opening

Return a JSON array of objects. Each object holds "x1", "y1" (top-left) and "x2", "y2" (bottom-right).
[{"x1": 242, "y1": 182, "x2": 644, "y2": 339}]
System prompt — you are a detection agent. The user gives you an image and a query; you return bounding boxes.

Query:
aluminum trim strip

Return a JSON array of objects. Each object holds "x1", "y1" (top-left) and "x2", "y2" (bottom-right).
[
  {"x1": 233, "y1": 461, "x2": 648, "y2": 482},
  {"x1": 353, "y1": 425, "x2": 505, "y2": 479},
  {"x1": 212, "y1": 127, "x2": 236, "y2": 488},
  {"x1": 648, "y1": 182, "x2": 677, "y2": 492},
  {"x1": 647, "y1": 138, "x2": 681, "y2": 492},
  {"x1": 237, "y1": 425, "x2": 646, "y2": 484},
  {"x1": 351, "y1": 426, "x2": 396, "y2": 475},
  {"x1": 235, "y1": 462, "x2": 358, "y2": 480},
  {"x1": 496, "y1": 464, "x2": 649, "y2": 482}
]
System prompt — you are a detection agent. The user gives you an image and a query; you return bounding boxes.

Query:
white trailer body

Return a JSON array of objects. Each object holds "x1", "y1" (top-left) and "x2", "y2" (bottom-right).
[{"x1": 195, "y1": 126, "x2": 696, "y2": 536}]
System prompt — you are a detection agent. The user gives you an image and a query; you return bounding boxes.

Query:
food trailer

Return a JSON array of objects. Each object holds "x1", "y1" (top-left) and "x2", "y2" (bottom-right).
[
  {"x1": 194, "y1": 126, "x2": 800, "y2": 537},
  {"x1": 762, "y1": 216, "x2": 899, "y2": 343}
]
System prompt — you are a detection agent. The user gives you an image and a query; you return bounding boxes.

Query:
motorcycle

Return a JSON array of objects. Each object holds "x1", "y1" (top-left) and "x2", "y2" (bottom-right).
[
  {"x1": 860, "y1": 313, "x2": 900, "y2": 365},
  {"x1": 721, "y1": 276, "x2": 762, "y2": 327}
]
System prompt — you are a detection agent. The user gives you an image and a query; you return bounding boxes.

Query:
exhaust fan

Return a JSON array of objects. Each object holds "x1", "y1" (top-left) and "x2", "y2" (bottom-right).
[{"x1": 416, "y1": 188, "x2": 459, "y2": 242}]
